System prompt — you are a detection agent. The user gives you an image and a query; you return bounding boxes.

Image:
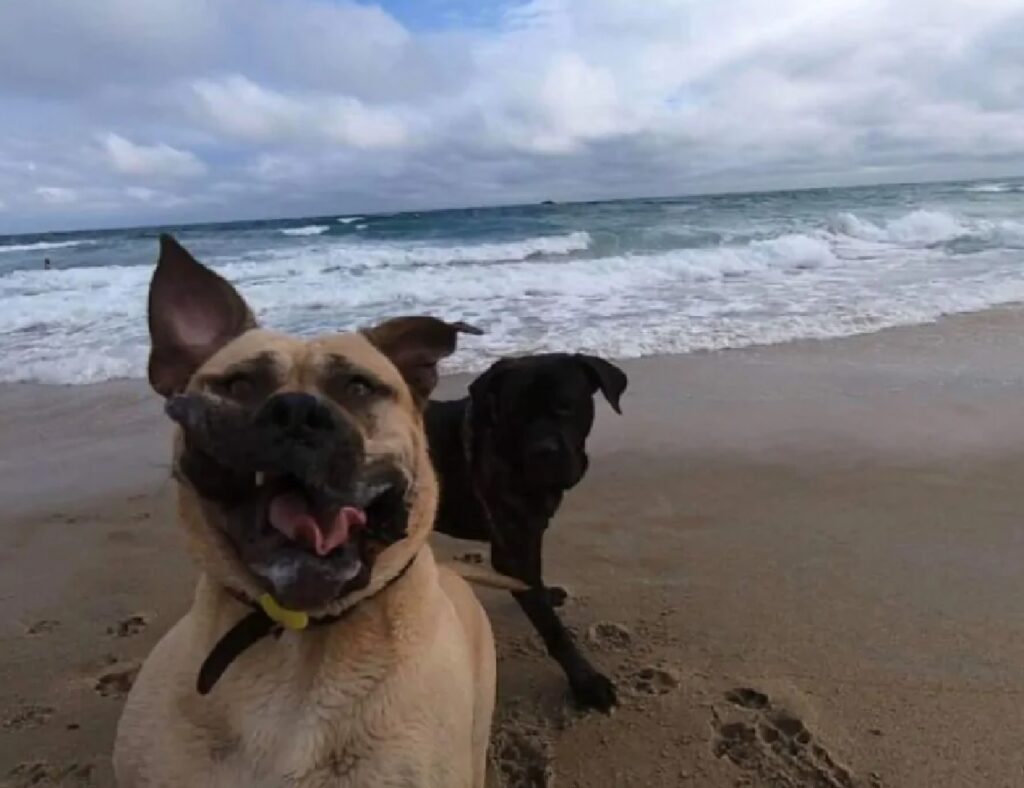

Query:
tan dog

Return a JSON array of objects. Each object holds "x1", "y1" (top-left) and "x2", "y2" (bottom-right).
[{"x1": 114, "y1": 235, "x2": 506, "y2": 787}]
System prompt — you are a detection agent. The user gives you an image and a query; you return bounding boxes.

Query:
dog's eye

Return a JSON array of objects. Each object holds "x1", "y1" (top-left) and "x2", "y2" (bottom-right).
[
  {"x1": 220, "y1": 374, "x2": 254, "y2": 400},
  {"x1": 345, "y1": 376, "x2": 374, "y2": 398},
  {"x1": 553, "y1": 401, "x2": 574, "y2": 417}
]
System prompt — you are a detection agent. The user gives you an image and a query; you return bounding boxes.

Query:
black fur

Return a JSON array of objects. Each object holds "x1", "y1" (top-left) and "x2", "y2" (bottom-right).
[{"x1": 426, "y1": 353, "x2": 627, "y2": 711}]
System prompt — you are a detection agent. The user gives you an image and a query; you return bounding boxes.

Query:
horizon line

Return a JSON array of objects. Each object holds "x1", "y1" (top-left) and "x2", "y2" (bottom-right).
[{"x1": 2, "y1": 172, "x2": 1021, "y2": 240}]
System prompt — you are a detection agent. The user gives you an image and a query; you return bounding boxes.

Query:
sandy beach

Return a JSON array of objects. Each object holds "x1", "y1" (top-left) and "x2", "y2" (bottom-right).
[{"x1": 4, "y1": 308, "x2": 1024, "y2": 787}]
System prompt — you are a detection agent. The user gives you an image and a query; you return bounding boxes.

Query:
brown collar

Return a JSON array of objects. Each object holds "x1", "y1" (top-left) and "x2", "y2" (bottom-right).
[{"x1": 197, "y1": 551, "x2": 419, "y2": 695}]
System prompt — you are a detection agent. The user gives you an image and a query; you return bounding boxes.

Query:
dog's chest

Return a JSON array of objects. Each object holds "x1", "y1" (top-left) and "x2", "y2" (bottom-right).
[
  {"x1": 209, "y1": 735, "x2": 438, "y2": 788},
  {"x1": 204, "y1": 670, "x2": 461, "y2": 787}
]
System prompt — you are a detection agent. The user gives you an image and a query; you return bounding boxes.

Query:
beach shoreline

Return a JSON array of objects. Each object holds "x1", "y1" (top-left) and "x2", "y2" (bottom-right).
[{"x1": 4, "y1": 308, "x2": 1024, "y2": 786}]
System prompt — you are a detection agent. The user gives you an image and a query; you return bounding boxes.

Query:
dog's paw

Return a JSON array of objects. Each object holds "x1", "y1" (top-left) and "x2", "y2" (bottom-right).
[
  {"x1": 570, "y1": 671, "x2": 618, "y2": 712},
  {"x1": 545, "y1": 586, "x2": 568, "y2": 608}
]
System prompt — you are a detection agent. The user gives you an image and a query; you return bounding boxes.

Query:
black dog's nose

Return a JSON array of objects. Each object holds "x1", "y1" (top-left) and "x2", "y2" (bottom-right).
[
  {"x1": 258, "y1": 392, "x2": 336, "y2": 435},
  {"x1": 528, "y1": 437, "x2": 561, "y2": 459}
]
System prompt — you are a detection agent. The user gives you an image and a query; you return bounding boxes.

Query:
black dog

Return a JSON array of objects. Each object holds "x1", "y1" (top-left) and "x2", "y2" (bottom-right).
[{"x1": 426, "y1": 352, "x2": 627, "y2": 711}]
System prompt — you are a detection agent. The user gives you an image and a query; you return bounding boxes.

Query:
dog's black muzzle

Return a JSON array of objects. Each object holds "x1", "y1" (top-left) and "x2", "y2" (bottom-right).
[{"x1": 167, "y1": 391, "x2": 364, "y2": 506}]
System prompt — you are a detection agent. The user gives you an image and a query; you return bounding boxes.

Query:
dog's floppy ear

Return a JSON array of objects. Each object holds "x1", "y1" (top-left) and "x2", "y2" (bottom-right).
[
  {"x1": 363, "y1": 316, "x2": 481, "y2": 405},
  {"x1": 147, "y1": 234, "x2": 257, "y2": 397},
  {"x1": 575, "y1": 354, "x2": 628, "y2": 414}
]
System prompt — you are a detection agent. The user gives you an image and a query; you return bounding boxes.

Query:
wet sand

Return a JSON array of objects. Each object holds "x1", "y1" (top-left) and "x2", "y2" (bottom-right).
[{"x1": 4, "y1": 309, "x2": 1024, "y2": 786}]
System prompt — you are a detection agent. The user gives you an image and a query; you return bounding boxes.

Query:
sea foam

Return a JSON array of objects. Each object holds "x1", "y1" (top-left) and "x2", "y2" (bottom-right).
[
  {"x1": 280, "y1": 225, "x2": 330, "y2": 237},
  {"x1": 0, "y1": 239, "x2": 94, "y2": 254},
  {"x1": 2, "y1": 201, "x2": 1024, "y2": 385}
]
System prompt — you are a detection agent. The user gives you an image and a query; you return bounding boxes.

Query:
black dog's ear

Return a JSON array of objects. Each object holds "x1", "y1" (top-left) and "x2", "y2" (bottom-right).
[
  {"x1": 148, "y1": 234, "x2": 257, "y2": 398},
  {"x1": 575, "y1": 354, "x2": 628, "y2": 414},
  {"x1": 468, "y1": 358, "x2": 513, "y2": 425},
  {"x1": 363, "y1": 316, "x2": 482, "y2": 406}
]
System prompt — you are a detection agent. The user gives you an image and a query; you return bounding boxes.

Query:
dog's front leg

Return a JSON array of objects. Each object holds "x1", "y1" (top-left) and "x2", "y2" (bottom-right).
[
  {"x1": 511, "y1": 589, "x2": 617, "y2": 712},
  {"x1": 493, "y1": 531, "x2": 617, "y2": 713}
]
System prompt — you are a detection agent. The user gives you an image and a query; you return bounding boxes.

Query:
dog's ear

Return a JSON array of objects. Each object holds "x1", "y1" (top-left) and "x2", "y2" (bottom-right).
[
  {"x1": 363, "y1": 316, "x2": 482, "y2": 406},
  {"x1": 574, "y1": 354, "x2": 628, "y2": 414},
  {"x1": 147, "y1": 234, "x2": 257, "y2": 397},
  {"x1": 468, "y1": 358, "x2": 512, "y2": 425}
]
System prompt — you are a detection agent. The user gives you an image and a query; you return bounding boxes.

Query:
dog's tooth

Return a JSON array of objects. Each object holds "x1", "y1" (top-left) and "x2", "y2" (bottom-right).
[{"x1": 255, "y1": 471, "x2": 265, "y2": 487}]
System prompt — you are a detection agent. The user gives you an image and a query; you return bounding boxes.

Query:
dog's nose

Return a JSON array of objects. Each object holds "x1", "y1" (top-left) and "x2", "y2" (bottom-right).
[
  {"x1": 258, "y1": 392, "x2": 336, "y2": 435},
  {"x1": 528, "y1": 437, "x2": 561, "y2": 459}
]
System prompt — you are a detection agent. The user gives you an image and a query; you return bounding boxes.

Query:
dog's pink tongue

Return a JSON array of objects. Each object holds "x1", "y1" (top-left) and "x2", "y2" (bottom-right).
[{"x1": 268, "y1": 493, "x2": 366, "y2": 556}]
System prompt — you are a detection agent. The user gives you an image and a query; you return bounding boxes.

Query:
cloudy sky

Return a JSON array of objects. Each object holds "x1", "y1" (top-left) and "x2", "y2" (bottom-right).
[{"x1": 1, "y1": 0, "x2": 1022, "y2": 233}]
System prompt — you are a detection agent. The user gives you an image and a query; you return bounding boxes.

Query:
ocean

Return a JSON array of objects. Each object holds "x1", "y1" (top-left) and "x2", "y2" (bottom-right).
[{"x1": 1, "y1": 178, "x2": 1023, "y2": 386}]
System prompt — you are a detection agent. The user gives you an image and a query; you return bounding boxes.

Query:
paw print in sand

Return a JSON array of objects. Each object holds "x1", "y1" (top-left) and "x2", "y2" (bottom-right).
[
  {"x1": 107, "y1": 614, "x2": 148, "y2": 638},
  {"x1": 714, "y1": 687, "x2": 857, "y2": 788},
  {"x1": 5, "y1": 761, "x2": 93, "y2": 787},
  {"x1": 2, "y1": 705, "x2": 55, "y2": 732},
  {"x1": 631, "y1": 666, "x2": 680, "y2": 696},
  {"x1": 586, "y1": 621, "x2": 632, "y2": 651},
  {"x1": 25, "y1": 619, "x2": 60, "y2": 636},
  {"x1": 490, "y1": 725, "x2": 554, "y2": 788},
  {"x1": 94, "y1": 663, "x2": 141, "y2": 698}
]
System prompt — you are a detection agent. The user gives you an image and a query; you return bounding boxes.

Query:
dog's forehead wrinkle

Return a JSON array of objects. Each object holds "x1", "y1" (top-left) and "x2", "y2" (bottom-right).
[
  {"x1": 199, "y1": 330, "x2": 298, "y2": 378},
  {"x1": 320, "y1": 353, "x2": 389, "y2": 389},
  {"x1": 200, "y1": 330, "x2": 393, "y2": 380},
  {"x1": 222, "y1": 350, "x2": 279, "y2": 374},
  {"x1": 309, "y1": 334, "x2": 409, "y2": 390}
]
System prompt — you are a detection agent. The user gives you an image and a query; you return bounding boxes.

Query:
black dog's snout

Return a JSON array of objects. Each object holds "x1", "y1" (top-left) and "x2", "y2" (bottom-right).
[
  {"x1": 257, "y1": 392, "x2": 336, "y2": 436},
  {"x1": 528, "y1": 437, "x2": 561, "y2": 459}
]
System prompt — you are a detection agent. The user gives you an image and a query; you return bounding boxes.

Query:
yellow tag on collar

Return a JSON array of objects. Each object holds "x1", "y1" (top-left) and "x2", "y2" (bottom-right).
[{"x1": 258, "y1": 594, "x2": 309, "y2": 631}]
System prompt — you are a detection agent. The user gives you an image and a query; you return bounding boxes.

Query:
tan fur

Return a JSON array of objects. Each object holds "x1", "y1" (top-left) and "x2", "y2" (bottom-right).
[
  {"x1": 443, "y1": 562, "x2": 530, "y2": 592},
  {"x1": 115, "y1": 329, "x2": 496, "y2": 787}
]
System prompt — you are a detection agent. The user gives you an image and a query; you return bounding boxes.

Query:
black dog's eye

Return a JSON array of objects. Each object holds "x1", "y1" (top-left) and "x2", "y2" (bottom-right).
[{"x1": 553, "y1": 401, "x2": 574, "y2": 417}]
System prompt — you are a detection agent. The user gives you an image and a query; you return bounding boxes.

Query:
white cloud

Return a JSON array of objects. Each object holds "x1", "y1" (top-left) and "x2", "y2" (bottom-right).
[
  {"x1": 123, "y1": 185, "x2": 191, "y2": 208},
  {"x1": 0, "y1": 0, "x2": 1022, "y2": 230},
  {"x1": 481, "y1": 52, "x2": 635, "y2": 154},
  {"x1": 190, "y1": 77, "x2": 298, "y2": 142},
  {"x1": 101, "y1": 133, "x2": 206, "y2": 178},
  {"x1": 35, "y1": 186, "x2": 77, "y2": 205},
  {"x1": 124, "y1": 186, "x2": 159, "y2": 202},
  {"x1": 191, "y1": 76, "x2": 411, "y2": 149}
]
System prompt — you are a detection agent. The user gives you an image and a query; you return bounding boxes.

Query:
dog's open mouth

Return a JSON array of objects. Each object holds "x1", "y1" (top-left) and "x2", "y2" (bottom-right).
[
  {"x1": 259, "y1": 470, "x2": 409, "y2": 557},
  {"x1": 267, "y1": 483, "x2": 366, "y2": 557},
  {"x1": 228, "y1": 470, "x2": 409, "y2": 611}
]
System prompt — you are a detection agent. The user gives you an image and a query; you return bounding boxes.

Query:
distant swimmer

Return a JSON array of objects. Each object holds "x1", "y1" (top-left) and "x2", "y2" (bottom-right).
[{"x1": 43, "y1": 258, "x2": 51, "y2": 270}]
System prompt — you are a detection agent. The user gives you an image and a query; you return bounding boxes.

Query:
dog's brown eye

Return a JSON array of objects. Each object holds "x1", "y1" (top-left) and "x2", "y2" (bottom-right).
[
  {"x1": 345, "y1": 376, "x2": 373, "y2": 398},
  {"x1": 221, "y1": 375, "x2": 253, "y2": 400}
]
